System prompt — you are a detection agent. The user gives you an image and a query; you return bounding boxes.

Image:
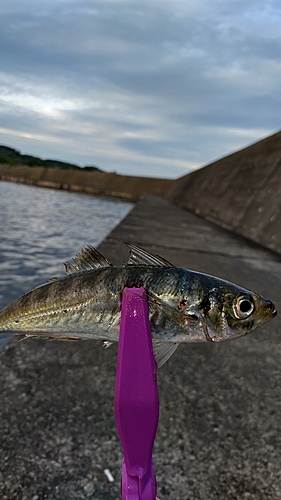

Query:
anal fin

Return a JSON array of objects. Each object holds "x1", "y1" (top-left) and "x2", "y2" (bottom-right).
[{"x1": 103, "y1": 341, "x2": 114, "y2": 349}]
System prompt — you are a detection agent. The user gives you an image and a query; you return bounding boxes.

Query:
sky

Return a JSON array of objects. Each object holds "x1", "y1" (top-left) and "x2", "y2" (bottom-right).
[{"x1": 0, "y1": 0, "x2": 281, "y2": 179}]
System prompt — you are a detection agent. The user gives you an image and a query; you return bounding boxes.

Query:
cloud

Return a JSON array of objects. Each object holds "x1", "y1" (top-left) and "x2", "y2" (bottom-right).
[{"x1": 0, "y1": 0, "x2": 280, "y2": 177}]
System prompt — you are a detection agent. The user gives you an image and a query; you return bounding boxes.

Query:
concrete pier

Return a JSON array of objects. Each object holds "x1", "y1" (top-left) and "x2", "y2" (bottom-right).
[{"x1": 0, "y1": 196, "x2": 281, "y2": 499}]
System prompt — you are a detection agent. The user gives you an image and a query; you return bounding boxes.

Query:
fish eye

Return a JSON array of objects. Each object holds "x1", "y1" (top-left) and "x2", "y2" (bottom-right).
[{"x1": 234, "y1": 296, "x2": 254, "y2": 319}]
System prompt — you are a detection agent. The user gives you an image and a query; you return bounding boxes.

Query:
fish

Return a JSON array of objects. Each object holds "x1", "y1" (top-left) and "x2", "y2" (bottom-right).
[{"x1": 0, "y1": 242, "x2": 277, "y2": 367}]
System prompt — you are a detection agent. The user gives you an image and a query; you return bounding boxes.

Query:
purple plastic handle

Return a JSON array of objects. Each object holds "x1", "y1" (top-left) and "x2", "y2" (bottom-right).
[{"x1": 114, "y1": 287, "x2": 159, "y2": 500}]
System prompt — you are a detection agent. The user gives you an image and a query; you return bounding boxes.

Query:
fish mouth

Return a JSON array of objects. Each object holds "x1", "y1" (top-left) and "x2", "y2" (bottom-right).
[{"x1": 263, "y1": 299, "x2": 277, "y2": 320}]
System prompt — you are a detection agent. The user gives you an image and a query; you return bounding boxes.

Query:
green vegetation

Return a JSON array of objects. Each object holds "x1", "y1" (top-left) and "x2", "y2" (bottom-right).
[{"x1": 0, "y1": 145, "x2": 102, "y2": 172}]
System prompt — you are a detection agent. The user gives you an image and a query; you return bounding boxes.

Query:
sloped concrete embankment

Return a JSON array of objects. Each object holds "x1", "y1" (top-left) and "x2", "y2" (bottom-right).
[
  {"x1": 0, "y1": 164, "x2": 173, "y2": 202},
  {"x1": 166, "y1": 131, "x2": 281, "y2": 255}
]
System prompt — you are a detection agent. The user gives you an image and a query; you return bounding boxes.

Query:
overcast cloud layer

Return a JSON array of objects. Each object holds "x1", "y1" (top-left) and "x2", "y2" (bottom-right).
[{"x1": 0, "y1": 0, "x2": 280, "y2": 178}]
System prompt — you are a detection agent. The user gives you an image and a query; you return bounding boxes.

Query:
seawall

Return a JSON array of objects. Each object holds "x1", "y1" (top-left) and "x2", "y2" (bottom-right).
[
  {"x1": 2, "y1": 130, "x2": 281, "y2": 255},
  {"x1": 166, "y1": 130, "x2": 281, "y2": 255},
  {"x1": 0, "y1": 164, "x2": 173, "y2": 202}
]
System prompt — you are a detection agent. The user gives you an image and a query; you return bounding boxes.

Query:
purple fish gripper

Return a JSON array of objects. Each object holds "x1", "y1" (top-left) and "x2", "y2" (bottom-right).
[{"x1": 114, "y1": 287, "x2": 159, "y2": 500}]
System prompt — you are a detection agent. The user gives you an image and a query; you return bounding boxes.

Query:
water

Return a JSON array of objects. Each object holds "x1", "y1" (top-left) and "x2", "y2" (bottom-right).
[{"x1": 0, "y1": 182, "x2": 133, "y2": 347}]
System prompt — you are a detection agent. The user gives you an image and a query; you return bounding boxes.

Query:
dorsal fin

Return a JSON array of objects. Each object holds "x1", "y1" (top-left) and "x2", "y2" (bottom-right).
[
  {"x1": 64, "y1": 243, "x2": 112, "y2": 274},
  {"x1": 126, "y1": 243, "x2": 174, "y2": 267}
]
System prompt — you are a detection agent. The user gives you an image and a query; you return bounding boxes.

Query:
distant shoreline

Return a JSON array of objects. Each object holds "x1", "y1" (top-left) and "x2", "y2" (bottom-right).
[{"x1": 0, "y1": 164, "x2": 173, "y2": 202}]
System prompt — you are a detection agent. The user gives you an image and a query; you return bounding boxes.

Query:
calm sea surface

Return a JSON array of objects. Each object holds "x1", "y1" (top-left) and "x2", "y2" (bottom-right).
[{"x1": 0, "y1": 182, "x2": 133, "y2": 314}]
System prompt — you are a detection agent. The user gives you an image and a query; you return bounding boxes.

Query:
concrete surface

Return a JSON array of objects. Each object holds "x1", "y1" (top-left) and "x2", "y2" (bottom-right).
[
  {"x1": 0, "y1": 164, "x2": 173, "y2": 202},
  {"x1": 166, "y1": 130, "x2": 281, "y2": 255},
  {"x1": 0, "y1": 195, "x2": 281, "y2": 500}
]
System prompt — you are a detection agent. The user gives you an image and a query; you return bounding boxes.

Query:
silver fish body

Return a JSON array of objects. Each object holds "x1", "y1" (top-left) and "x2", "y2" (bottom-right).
[{"x1": 0, "y1": 243, "x2": 277, "y2": 365}]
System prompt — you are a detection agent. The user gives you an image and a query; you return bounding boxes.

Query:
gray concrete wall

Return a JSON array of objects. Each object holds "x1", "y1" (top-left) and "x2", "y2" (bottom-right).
[
  {"x1": 0, "y1": 164, "x2": 173, "y2": 202},
  {"x1": 166, "y1": 130, "x2": 281, "y2": 255}
]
